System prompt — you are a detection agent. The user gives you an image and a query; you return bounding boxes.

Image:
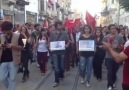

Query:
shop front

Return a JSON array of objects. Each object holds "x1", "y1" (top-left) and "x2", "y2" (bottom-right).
[
  {"x1": 26, "y1": 11, "x2": 37, "y2": 24},
  {"x1": 3, "y1": 10, "x2": 14, "y2": 22}
]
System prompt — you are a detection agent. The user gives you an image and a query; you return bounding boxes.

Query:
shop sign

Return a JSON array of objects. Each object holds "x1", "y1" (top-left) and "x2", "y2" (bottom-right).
[{"x1": 3, "y1": 10, "x2": 13, "y2": 16}]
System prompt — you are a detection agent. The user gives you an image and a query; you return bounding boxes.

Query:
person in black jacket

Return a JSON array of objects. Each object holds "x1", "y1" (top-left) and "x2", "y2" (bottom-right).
[{"x1": 93, "y1": 29, "x2": 105, "y2": 81}]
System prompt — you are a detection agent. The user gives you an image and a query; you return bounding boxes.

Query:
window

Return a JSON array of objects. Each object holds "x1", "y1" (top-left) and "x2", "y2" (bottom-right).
[
  {"x1": 112, "y1": 0, "x2": 114, "y2": 4},
  {"x1": 52, "y1": 4, "x2": 54, "y2": 11},
  {"x1": 40, "y1": 0, "x2": 44, "y2": 11}
]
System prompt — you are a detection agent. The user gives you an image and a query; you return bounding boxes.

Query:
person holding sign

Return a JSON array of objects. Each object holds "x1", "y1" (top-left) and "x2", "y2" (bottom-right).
[
  {"x1": 77, "y1": 25, "x2": 95, "y2": 87},
  {"x1": 49, "y1": 21, "x2": 70, "y2": 87}
]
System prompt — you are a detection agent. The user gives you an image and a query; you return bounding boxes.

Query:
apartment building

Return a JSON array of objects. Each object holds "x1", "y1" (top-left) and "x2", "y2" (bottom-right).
[{"x1": 101, "y1": 0, "x2": 129, "y2": 26}]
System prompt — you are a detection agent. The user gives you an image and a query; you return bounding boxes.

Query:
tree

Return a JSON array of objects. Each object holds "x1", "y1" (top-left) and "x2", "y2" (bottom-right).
[{"x1": 118, "y1": 0, "x2": 129, "y2": 12}]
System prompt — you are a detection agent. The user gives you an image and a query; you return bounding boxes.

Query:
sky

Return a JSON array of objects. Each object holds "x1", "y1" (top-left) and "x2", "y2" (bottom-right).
[{"x1": 71, "y1": 0, "x2": 102, "y2": 16}]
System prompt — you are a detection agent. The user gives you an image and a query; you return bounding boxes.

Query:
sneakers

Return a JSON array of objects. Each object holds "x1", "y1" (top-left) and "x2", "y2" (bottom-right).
[
  {"x1": 37, "y1": 64, "x2": 40, "y2": 68},
  {"x1": 108, "y1": 86, "x2": 113, "y2": 90},
  {"x1": 81, "y1": 80, "x2": 84, "y2": 84},
  {"x1": 41, "y1": 73, "x2": 45, "y2": 76},
  {"x1": 53, "y1": 83, "x2": 59, "y2": 87},
  {"x1": 86, "y1": 82, "x2": 91, "y2": 87},
  {"x1": 113, "y1": 84, "x2": 117, "y2": 89}
]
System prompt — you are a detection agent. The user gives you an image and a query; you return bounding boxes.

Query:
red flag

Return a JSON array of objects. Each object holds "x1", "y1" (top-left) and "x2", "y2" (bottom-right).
[
  {"x1": 85, "y1": 11, "x2": 96, "y2": 32},
  {"x1": 43, "y1": 19, "x2": 48, "y2": 28},
  {"x1": 64, "y1": 18, "x2": 83, "y2": 33},
  {"x1": 64, "y1": 18, "x2": 75, "y2": 33},
  {"x1": 74, "y1": 18, "x2": 83, "y2": 27}
]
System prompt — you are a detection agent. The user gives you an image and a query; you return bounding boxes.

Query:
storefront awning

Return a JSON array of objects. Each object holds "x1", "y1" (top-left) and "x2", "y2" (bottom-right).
[{"x1": 16, "y1": 0, "x2": 29, "y2": 6}]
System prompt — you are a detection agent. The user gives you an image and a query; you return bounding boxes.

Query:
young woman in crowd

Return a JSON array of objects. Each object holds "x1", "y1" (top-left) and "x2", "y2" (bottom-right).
[
  {"x1": 77, "y1": 25, "x2": 95, "y2": 87},
  {"x1": 15, "y1": 24, "x2": 22, "y2": 33},
  {"x1": 20, "y1": 26, "x2": 32, "y2": 82},
  {"x1": 93, "y1": 29, "x2": 105, "y2": 81},
  {"x1": 34, "y1": 28, "x2": 48, "y2": 76}
]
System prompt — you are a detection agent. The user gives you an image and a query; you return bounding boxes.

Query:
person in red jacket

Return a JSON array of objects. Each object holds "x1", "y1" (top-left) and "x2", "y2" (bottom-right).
[{"x1": 103, "y1": 42, "x2": 129, "y2": 90}]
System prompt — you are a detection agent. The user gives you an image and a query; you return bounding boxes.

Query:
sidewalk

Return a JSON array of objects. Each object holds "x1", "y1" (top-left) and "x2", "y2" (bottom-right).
[{"x1": 0, "y1": 62, "x2": 52, "y2": 90}]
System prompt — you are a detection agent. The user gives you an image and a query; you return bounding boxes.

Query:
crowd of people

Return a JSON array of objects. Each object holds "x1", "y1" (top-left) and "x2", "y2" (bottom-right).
[{"x1": 0, "y1": 21, "x2": 129, "y2": 90}]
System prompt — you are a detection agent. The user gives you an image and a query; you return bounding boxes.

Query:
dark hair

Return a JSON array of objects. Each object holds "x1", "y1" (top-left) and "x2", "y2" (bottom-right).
[
  {"x1": 25, "y1": 23, "x2": 29, "y2": 26},
  {"x1": 54, "y1": 21, "x2": 62, "y2": 28},
  {"x1": 95, "y1": 29, "x2": 103, "y2": 41},
  {"x1": 38, "y1": 28, "x2": 48, "y2": 41},
  {"x1": 34, "y1": 24, "x2": 40, "y2": 29},
  {"x1": 21, "y1": 26, "x2": 30, "y2": 39},
  {"x1": 83, "y1": 25, "x2": 92, "y2": 34},
  {"x1": 41, "y1": 28, "x2": 46, "y2": 32},
  {"x1": 1, "y1": 21, "x2": 13, "y2": 31},
  {"x1": 108, "y1": 24, "x2": 115, "y2": 30}
]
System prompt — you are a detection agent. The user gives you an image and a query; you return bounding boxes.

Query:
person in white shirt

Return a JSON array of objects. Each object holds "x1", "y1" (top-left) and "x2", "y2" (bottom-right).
[{"x1": 34, "y1": 28, "x2": 48, "y2": 76}]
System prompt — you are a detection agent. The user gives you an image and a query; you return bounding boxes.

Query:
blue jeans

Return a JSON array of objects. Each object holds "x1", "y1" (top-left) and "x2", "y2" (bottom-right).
[
  {"x1": 79, "y1": 56, "x2": 93, "y2": 83},
  {"x1": 0, "y1": 62, "x2": 18, "y2": 90},
  {"x1": 52, "y1": 54, "x2": 65, "y2": 83},
  {"x1": 33, "y1": 49, "x2": 37, "y2": 61}
]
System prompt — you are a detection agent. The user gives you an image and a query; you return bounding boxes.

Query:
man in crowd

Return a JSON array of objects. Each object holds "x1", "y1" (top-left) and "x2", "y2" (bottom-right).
[
  {"x1": 49, "y1": 21, "x2": 70, "y2": 87},
  {"x1": 103, "y1": 41, "x2": 129, "y2": 90},
  {"x1": 0, "y1": 21, "x2": 24, "y2": 90},
  {"x1": 31, "y1": 24, "x2": 41, "y2": 66},
  {"x1": 103, "y1": 24, "x2": 124, "y2": 90}
]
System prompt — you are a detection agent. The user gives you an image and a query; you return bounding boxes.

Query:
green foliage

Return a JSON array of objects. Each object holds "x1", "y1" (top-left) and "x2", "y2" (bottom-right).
[{"x1": 118, "y1": 0, "x2": 129, "y2": 12}]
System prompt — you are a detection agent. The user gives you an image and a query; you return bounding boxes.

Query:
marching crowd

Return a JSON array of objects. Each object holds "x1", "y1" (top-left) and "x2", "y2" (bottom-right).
[{"x1": 0, "y1": 21, "x2": 129, "y2": 90}]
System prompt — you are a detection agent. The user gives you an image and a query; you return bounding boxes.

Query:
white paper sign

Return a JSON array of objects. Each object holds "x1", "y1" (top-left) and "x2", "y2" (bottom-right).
[
  {"x1": 76, "y1": 32, "x2": 81, "y2": 42},
  {"x1": 79, "y1": 40, "x2": 95, "y2": 51},
  {"x1": 50, "y1": 41, "x2": 65, "y2": 51},
  {"x1": 22, "y1": 39, "x2": 27, "y2": 46}
]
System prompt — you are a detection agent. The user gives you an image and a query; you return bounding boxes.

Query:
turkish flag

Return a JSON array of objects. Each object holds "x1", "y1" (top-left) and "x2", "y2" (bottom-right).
[{"x1": 85, "y1": 11, "x2": 96, "y2": 32}]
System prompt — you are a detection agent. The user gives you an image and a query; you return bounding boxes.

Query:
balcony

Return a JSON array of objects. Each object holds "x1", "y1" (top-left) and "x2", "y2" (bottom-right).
[
  {"x1": 16, "y1": 0, "x2": 29, "y2": 6},
  {"x1": 109, "y1": 4, "x2": 117, "y2": 11},
  {"x1": 39, "y1": 11, "x2": 47, "y2": 16},
  {"x1": 60, "y1": 7, "x2": 64, "y2": 12},
  {"x1": 101, "y1": 6, "x2": 109, "y2": 16},
  {"x1": 3, "y1": 0, "x2": 16, "y2": 6}
]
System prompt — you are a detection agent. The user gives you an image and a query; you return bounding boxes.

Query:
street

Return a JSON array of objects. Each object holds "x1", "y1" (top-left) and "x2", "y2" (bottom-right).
[{"x1": 0, "y1": 61, "x2": 123, "y2": 90}]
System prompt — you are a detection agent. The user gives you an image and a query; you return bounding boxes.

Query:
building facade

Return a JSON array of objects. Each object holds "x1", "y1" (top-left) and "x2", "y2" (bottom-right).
[
  {"x1": 25, "y1": 0, "x2": 38, "y2": 24},
  {"x1": 0, "y1": 0, "x2": 29, "y2": 24},
  {"x1": 0, "y1": 0, "x2": 72, "y2": 25},
  {"x1": 101, "y1": 0, "x2": 129, "y2": 26}
]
